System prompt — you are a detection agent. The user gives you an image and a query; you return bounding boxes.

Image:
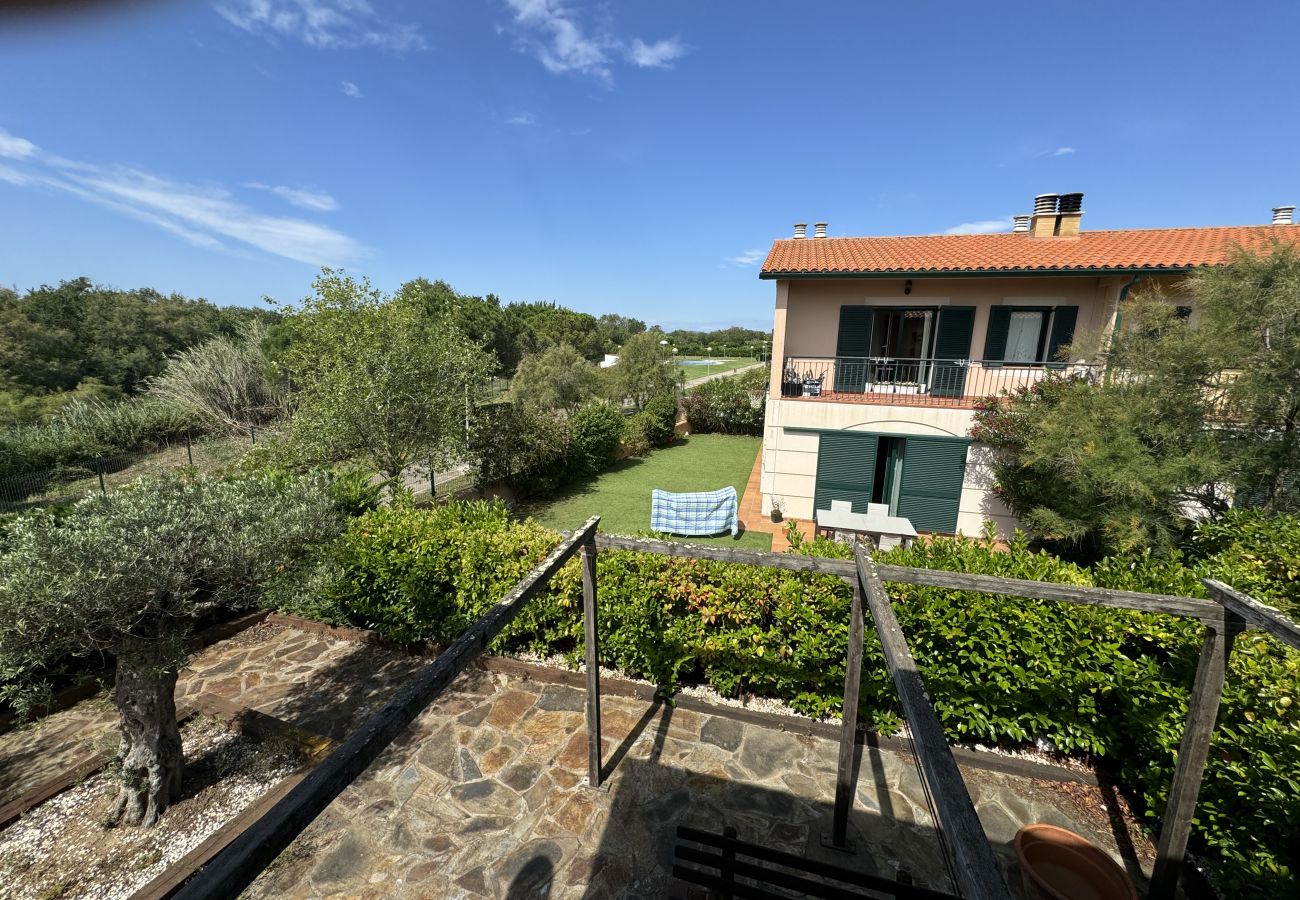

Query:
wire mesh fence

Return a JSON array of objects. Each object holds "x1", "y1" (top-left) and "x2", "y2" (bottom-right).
[{"x1": 0, "y1": 430, "x2": 267, "y2": 516}]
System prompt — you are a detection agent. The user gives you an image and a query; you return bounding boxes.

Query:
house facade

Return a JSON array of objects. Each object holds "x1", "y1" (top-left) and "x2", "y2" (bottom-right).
[{"x1": 758, "y1": 194, "x2": 1297, "y2": 537}]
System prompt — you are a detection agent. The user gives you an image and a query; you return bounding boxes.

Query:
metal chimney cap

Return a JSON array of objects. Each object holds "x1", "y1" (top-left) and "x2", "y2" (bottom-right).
[
  {"x1": 1272, "y1": 205, "x2": 1296, "y2": 225},
  {"x1": 1012, "y1": 215, "x2": 1031, "y2": 233},
  {"x1": 1033, "y1": 193, "x2": 1060, "y2": 215},
  {"x1": 793, "y1": 222, "x2": 807, "y2": 239},
  {"x1": 1058, "y1": 192, "x2": 1084, "y2": 214},
  {"x1": 813, "y1": 222, "x2": 828, "y2": 238}
]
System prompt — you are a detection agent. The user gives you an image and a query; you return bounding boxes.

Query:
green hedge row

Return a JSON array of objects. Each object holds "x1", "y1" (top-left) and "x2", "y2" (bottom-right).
[
  {"x1": 297, "y1": 501, "x2": 1299, "y2": 897},
  {"x1": 682, "y1": 368, "x2": 766, "y2": 436}
]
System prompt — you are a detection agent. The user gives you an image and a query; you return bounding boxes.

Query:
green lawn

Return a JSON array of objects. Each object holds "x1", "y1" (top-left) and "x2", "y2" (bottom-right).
[
  {"x1": 518, "y1": 433, "x2": 771, "y2": 549},
  {"x1": 675, "y1": 357, "x2": 759, "y2": 381}
]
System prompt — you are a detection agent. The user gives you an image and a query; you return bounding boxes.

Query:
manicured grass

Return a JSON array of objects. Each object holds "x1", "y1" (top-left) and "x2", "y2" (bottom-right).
[
  {"x1": 518, "y1": 433, "x2": 771, "y2": 549},
  {"x1": 675, "y1": 357, "x2": 759, "y2": 381}
]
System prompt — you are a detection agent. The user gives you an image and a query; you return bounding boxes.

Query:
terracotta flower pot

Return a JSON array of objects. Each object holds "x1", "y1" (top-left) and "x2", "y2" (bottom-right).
[{"x1": 1013, "y1": 824, "x2": 1136, "y2": 900}]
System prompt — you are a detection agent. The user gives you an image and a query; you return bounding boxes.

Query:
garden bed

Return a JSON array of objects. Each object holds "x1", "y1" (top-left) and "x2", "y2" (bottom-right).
[{"x1": 0, "y1": 715, "x2": 303, "y2": 900}]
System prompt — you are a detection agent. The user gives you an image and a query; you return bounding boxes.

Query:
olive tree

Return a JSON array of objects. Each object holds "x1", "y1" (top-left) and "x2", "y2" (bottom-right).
[
  {"x1": 509, "y1": 343, "x2": 602, "y2": 413},
  {"x1": 0, "y1": 472, "x2": 341, "y2": 826},
  {"x1": 609, "y1": 331, "x2": 680, "y2": 410}
]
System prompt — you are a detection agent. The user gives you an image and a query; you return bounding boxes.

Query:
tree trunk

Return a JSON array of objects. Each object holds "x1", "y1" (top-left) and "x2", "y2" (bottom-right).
[{"x1": 108, "y1": 661, "x2": 183, "y2": 827}]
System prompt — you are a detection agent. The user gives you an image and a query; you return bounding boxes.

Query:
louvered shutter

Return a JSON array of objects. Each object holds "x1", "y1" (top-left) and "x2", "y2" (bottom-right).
[
  {"x1": 931, "y1": 306, "x2": 975, "y2": 397},
  {"x1": 983, "y1": 306, "x2": 1012, "y2": 366},
  {"x1": 814, "y1": 431, "x2": 878, "y2": 513},
  {"x1": 1046, "y1": 305, "x2": 1079, "y2": 368},
  {"x1": 834, "y1": 306, "x2": 873, "y2": 392},
  {"x1": 894, "y1": 438, "x2": 968, "y2": 533}
]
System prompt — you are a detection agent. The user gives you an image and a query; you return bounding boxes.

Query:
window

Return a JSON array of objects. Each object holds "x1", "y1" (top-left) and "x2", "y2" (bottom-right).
[{"x1": 1005, "y1": 310, "x2": 1046, "y2": 362}]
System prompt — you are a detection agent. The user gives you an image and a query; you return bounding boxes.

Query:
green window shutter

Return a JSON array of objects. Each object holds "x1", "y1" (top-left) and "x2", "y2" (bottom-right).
[
  {"x1": 834, "y1": 306, "x2": 873, "y2": 392},
  {"x1": 1046, "y1": 305, "x2": 1079, "y2": 367},
  {"x1": 814, "y1": 431, "x2": 878, "y2": 513},
  {"x1": 895, "y1": 437, "x2": 968, "y2": 533},
  {"x1": 983, "y1": 306, "x2": 1012, "y2": 366},
  {"x1": 931, "y1": 306, "x2": 975, "y2": 397}
]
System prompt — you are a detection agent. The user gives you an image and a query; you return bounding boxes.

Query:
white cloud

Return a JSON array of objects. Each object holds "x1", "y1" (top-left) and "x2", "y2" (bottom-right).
[
  {"x1": 341, "y1": 80, "x2": 364, "y2": 99},
  {"x1": 627, "y1": 37, "x2": 685, "y2": 68},
  {"x1": 725, "y1": 248, "x2": 766, "y2": 266},
  {"x1": 244, "y1": 181, "x2": 340, "y2": 212},
  {"x1": 505, "y1": 111, "x2": 538, "y2": 126},
  {"x1": 1051, "y1": 146, "x2": 1076, "y2": 156},
  {"x1": 214, "y1": 0, "x2": 426, "y2": 52},
  {"x1": 502, "y1": 0, "x2": 687, "y2": 85},
  {"x1": 0, "y1": 128, "x2": 362, "y2": 266},
  {"x1": 0, "y1": 129, "x2": 38, "y2": 160},
  {"x1": 944, "y1": 218, "x2": 1012, "y2": 235}
]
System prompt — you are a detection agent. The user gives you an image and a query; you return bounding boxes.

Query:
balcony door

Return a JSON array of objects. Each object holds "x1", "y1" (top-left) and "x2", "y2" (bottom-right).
[{"x1": 833, "y1": 305, "x2": 975, "y2": 395}]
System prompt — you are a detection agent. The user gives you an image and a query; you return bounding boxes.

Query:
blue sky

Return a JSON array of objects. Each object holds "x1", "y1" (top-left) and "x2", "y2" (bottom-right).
[{"x1": 1, "y1": 1, "x2": 1297, "y2": 329}]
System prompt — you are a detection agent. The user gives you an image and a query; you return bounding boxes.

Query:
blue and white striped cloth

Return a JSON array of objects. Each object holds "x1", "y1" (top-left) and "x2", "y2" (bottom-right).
[{"x1": 650, "y1": 486, "x2": 739, "y2": 537}]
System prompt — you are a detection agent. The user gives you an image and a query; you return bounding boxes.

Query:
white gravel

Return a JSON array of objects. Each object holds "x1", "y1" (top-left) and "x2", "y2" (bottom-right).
[{"x1": 0, "y1": 717, "x2": 295, "y2": 900}]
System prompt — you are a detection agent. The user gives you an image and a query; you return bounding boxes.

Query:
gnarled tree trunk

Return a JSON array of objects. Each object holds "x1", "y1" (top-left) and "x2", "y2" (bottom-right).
[{"x1": 108, "y1": 661, "x2": 183, "y2": 827}]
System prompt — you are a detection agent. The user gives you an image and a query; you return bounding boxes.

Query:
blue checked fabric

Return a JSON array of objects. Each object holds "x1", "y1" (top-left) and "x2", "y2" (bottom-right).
[{"x1": 650, "y1": 486, "x2": 738, "y2": 537}]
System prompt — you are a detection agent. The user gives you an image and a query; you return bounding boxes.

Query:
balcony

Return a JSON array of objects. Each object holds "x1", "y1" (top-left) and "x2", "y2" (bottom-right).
[{"x1": 779, "y1": 356, "x2": 1103, "y2": 409}]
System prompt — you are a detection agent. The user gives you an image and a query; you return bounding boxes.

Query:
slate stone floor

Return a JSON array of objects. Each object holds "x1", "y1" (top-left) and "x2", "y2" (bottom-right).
[{"x1": 245, "y1": 667, "x2": 1148, "y2": 899}]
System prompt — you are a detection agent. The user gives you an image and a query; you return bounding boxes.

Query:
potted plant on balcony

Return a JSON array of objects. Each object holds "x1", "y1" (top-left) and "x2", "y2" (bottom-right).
[{"x1": 770, "y1": 496, "x2": 785, "y2": 523}]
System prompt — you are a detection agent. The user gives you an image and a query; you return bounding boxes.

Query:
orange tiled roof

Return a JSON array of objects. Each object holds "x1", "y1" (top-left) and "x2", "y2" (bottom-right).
[{"x1": 760, "y1": 225, "x2": 1299, "y2": 277}]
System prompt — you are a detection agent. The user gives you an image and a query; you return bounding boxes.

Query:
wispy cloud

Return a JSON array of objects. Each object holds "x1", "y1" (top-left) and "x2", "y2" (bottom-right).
[
  {"x1": 627, "y1": 37, "x2": 685, "y2": 68},
  {"x1": 244, "y1": 181, "x2": 340, "y2": 212},
  {"x1": 502, "y1": 0, "x2": 687, "y2": 86},
  {"x1": 0, "y1": 127, "x2": 363, "y2": 266},
  {"x1": 944, "y1": 218, "x2": 1012, "y2": 235},
  {"x1": 214, "y1": 0, "x2": 426, "y2": 52},
  {"x1": 1050, "y1": 146, "x2": 1076, "y2": 157},
  {"x1": 341, "y1": 80, "x2": 364, "y2": 99},
  {"x1": 505, "y1": 111, "x2": 538, "y2": 126},
  {"x1": 725, "y1": 248, "x2": 766, "y2": 267}
]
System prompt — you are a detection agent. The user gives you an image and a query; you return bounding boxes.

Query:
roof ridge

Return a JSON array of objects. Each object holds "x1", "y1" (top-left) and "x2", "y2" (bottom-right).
[{"x1": 770, "y1": 223, "x2": 1292, "y2": 243}]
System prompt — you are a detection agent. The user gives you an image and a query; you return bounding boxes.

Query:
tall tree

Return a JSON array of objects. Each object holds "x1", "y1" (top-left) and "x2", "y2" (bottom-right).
[
  {"x1": 509, "y1": 343, "x2": 602, "y2": 413},
  {"x1": 0, "y1": 472, "x2": 339, "y2": 826},
  {"x1": 609, "y1": 331, "x2": 680, "y2": 409},
  {"x1": 279, "y1": 270, "x2": 492, "y2": 479}
]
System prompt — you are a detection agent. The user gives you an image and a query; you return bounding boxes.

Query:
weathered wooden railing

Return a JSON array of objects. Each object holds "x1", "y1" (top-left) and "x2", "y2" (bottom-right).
[{"x1": 174, "y1": 523, "x2": 1293, "y2": 899}]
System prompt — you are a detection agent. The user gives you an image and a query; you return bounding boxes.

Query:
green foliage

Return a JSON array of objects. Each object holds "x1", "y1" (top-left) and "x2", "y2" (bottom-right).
[
  {"x1": 467, "y1": 401, "x2": 570, "y2": 494},
  {"x1": 0, "y1": 471, "x2": 341, "y2": 716},
  {"x1": 504, "y1": 301, "x2": 607, "y2": 362},
  {"x1": 609, "y1": 332, "x2": 681, "y2": 409},
  {"x1": 682, "y1": 368, "x2": 766, "y2": 435},
  {"x1": 1185, "y1": 509, "x2": 1300, "y2": 615},
  {"x1": 147, "y1": 321, "x2": 286, "y2": 433},
  {"x1": 567, "y1": 402, "x2": 626, "y2": 476},
  {"x1": 622, "y1": 392, "x2": 677, "y2": 456},
  {"x1": 277, "y1": 269, "x2": 493, "y2": 479},
  {"x1": 660, "y1": 326, "x2": 771, "y2": 358},
  {"x1": 509, "y1": 344, "x2": 602, "y2": 412}
]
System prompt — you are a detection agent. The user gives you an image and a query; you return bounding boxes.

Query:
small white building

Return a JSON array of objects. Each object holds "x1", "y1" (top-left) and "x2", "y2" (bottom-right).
[{"x1": 599, "y1": 354, "x2": 619, "y2": 369}]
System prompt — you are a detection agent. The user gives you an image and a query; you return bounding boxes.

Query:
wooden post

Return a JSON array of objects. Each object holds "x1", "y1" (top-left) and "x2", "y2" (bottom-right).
[
  {"x1": 1148, "y1": 611, "x2": 1242, "y2": 900},
  {"x1": 582, "y1": 537, "x2": 603, "y2": 788},
  {"x1": 827, "y1": 575, "x2": 865, "y2": 850},
  {"x1": 95, "y1": 456, "x2": 106, "y2": 496},
  {"x1": 185, "y1": 433, "x2": 193, "y2": 467}
]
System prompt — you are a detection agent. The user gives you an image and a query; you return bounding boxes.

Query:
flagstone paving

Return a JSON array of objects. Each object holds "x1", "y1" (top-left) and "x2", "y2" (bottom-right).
[{"x1": 245, "y1": 668, "x2": 1151, "y2": 899}]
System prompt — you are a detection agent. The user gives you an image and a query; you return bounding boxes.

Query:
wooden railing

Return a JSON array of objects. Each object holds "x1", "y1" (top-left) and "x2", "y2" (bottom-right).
[{"x1": 175, "y1": 524, "x2": 1296, "y2": 900}]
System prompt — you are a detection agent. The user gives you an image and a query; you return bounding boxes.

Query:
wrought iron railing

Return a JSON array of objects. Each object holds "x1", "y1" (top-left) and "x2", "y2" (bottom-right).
[{"x1": 777, "y1": 356, "x2": 1103, "y2": 405}]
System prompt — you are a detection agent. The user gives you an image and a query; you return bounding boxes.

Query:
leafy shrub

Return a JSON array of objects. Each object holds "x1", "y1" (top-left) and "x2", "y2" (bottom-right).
[
  {"x1": 639, "y1": 393, "x2": 679, "y2": 447},
  {"x1": 682, "y1": 368, "x2": 765, "y2": 435},
  {"x1": 1185, "y1": 509, "x2": 1300, "y2": 614},
  {"x1": 567, "y1": 401, "x2": 625, "y2": 476}
]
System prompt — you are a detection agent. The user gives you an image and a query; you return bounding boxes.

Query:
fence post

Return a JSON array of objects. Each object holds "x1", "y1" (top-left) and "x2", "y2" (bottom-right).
[
  {"x1": 582, "y1": 537, "x2": 603, "y2": 788},
  {"x1": 827, "y1": 573, "x2": 865, "y2": 850},
  {"x1": 1148, "y1": 611, "x2": 1243, "y2": 900},
  {"x1": 95, "y1": 456, "x2": 106, "y2": 496},
  {"x1": 186, "y1": 433, "x2": 194, "y2": 467},
  {"x1": 250, "y1": 424, "x2": 257, "y2": 445},
  {"x1": 429, "y1": 459, "x2": 436, "y2": 501}
]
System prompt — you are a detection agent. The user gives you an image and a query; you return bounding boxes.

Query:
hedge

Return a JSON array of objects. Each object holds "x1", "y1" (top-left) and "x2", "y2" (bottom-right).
[{"x1": 303, "y1": 502, "x2": 1299, "y2": 897}]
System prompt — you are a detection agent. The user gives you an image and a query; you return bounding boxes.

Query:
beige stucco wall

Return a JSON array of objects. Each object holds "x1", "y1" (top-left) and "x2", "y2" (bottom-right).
[{"x1": 758, "y1": 271, "x2": 1194, "y2": 537}]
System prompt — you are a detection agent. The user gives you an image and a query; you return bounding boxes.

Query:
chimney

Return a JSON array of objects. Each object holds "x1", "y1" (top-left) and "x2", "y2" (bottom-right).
[
  {"x1": 793, "y1": 222, "x2": 807, "y2": 239},
  {"x1": 813, "y1": 222, "x2": 828, "y2": 238},
  {"x1": 1030, "y1": 193, "x2": 1059, "y2": 237},
  {"x1": 1273, "y1": 205, "x2": 1296, "y2": 225},
  {"x1": 1056, "y1": 192, "x2": 1084, "y2": 237},
  {"x1": 1012, "y1": 214, "x2": 1031, "y2": 233}
]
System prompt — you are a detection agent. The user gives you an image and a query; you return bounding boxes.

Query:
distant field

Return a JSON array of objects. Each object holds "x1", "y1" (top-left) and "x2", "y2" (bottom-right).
[
  {"x1": 517, "y1": 433, "x2": 770, "y2": 549},
  {"x1": 675, "y1": 356, "x2": 759, "y2": 381}
]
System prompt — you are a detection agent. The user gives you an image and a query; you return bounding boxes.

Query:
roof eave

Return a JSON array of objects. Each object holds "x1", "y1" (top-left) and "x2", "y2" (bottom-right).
[{"x1": 758, "y1": 265, "x2": 1198, "y2": 280}]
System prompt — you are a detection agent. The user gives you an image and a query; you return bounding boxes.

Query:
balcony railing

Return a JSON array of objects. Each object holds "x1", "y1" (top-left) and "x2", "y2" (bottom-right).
[{"x1": 778, "y1": 356, "x2": 1103, "y2": 407}]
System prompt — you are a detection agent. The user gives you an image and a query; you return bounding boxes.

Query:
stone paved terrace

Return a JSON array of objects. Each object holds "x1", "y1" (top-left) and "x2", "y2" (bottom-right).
[{"x1": 246, "y1": 665, "x2": 1154, "y2": 899}]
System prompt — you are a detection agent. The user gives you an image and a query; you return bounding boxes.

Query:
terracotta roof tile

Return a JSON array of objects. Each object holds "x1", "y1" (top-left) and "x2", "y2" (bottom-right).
[{"x1": 760, "y1": 225, "x2": 1300, "y2": 277}]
